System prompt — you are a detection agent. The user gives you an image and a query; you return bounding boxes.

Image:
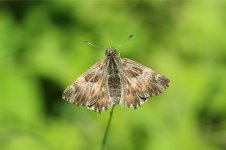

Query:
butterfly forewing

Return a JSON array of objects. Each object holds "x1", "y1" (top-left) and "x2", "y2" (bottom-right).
[
  {"x1": 119, "y1": 58, "x2": 170, "y2": 108},
  {"x1": 62, "y1": 61, "x2": 110, "y2": 112}
]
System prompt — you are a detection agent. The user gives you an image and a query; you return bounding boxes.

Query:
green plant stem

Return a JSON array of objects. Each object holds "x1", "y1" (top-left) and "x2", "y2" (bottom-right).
[{"x1": 100, "y1": 105, "x2": 116, "y2": 150}]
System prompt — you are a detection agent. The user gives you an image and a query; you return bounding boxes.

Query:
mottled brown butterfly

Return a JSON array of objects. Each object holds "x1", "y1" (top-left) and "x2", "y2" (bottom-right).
[{"x1": 62, "y1": 46, "x2": 170, "y2": 113}]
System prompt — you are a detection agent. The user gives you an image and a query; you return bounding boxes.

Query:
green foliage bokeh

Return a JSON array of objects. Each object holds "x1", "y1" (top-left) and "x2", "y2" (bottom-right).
[{"x1": 0, "y1": 1, "x2": 226, "y2": 150}]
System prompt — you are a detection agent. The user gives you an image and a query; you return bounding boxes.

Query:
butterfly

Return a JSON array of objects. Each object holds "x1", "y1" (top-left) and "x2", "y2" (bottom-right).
[{"x1": 62, "y1": 46, "x2": 170, "y2": 113}]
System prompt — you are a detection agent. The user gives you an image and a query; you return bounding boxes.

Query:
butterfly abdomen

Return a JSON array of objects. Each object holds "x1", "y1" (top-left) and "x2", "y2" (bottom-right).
[{"x1": 108, "y1": 74, "x2": 121, "y2": 103}]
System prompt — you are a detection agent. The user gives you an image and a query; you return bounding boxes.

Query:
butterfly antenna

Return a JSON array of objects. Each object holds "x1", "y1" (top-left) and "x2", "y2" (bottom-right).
[
  {"x1": 84, "y1": 40, "x2": 101, "y2": 49},
  {"x1": 116, "y1": 34, "x2": 133, "y2": 49}
]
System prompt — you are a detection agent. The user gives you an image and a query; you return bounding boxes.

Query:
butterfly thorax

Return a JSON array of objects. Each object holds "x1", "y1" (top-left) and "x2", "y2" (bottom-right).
[{"x1": 106, "y1": 47, "x2": 122, "y2": 104}]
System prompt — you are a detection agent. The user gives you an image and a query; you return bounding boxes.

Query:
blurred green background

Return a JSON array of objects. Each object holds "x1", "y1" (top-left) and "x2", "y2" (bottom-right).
[{"x1": 0, "y1": 1, "x2": 226, "y2": 150}]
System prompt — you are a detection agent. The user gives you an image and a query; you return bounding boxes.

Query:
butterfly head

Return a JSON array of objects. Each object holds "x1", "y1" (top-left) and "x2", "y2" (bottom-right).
[{"x1": 105, "y1": 46, "x2": 116, "y2": 56}]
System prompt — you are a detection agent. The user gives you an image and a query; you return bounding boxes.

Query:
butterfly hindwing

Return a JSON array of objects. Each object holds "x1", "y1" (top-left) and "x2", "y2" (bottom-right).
[
  {"x1": 119, "y1": 58, "x2": 170, "y2": 108},
  {"x1": 62, "y1": 61, "x2": 110, "y2": 112}
]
